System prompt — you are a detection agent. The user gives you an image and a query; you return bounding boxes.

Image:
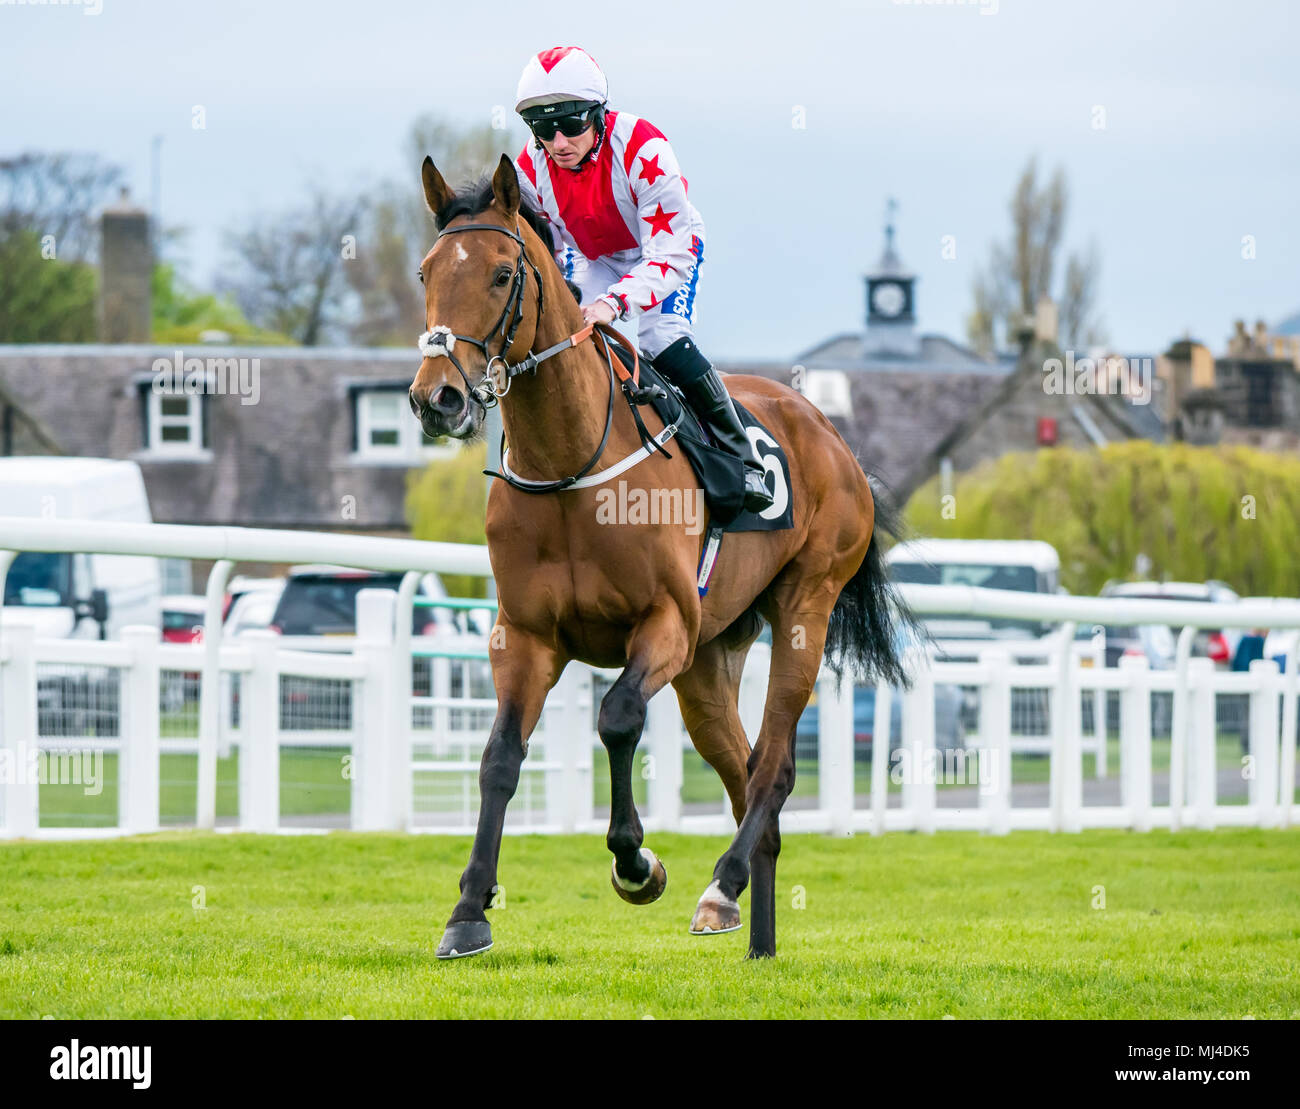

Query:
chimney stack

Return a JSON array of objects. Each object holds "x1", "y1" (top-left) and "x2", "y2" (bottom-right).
[{"x1": 99, "y1": 188, "x2": 153, "y2": 343}]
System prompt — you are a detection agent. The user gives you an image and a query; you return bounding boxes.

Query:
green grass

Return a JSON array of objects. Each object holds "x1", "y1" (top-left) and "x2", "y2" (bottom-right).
[{"x1": 1, "y1": 828, "x2": 1297, "y2": 1018}]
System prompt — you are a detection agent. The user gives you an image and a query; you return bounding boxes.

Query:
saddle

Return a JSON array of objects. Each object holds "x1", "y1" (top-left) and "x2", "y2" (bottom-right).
[{"x1": 613, "y1": 345, "x2": 794, "y2": 536}]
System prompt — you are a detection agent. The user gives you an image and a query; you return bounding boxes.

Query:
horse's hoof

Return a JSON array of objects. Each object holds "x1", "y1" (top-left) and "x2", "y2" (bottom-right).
[
  {"x1": 689, "y1": 880, "x2": 742, "y2": 935},
  {"x1": 436, "y1": 920, "x2": 493, "y2": 959},
  {"x1": 610, "y1": 847, "x2": 667, "y2": 905}
]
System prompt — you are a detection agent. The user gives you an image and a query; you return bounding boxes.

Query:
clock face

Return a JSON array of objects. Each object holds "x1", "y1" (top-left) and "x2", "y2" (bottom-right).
[{"x1": 871, "y1": 281, "x2": 906, "y2": 318}]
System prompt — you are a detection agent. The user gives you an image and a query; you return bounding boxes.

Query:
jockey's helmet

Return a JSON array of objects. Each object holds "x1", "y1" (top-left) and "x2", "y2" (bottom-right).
[{"x1": 515, "y1": 47, "x2": 608, "y2": 139}]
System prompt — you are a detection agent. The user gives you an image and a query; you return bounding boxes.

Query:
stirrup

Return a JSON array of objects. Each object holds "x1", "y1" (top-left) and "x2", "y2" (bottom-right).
[{"x1": 743, "y1": 468, "x2": 774, "y2": 512}]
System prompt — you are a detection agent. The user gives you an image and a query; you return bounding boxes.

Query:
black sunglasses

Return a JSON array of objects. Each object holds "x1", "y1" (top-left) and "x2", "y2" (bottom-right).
[{"x1": 526, "y1": 111, "x2": 595, "y2": 143}]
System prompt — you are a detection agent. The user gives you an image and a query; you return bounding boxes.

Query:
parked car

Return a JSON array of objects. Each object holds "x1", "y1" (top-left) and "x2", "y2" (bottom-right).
[
  {"x1": 222, "y1": 575, "x2": 283, "y2": 622},
  {"x1": 885, "y1": 538, "x2": 1064, "y2": 650},
  {"x1": 223, "y1": 581, "x2": 284, "y2": 637},
  {"x1": 1086, "y1": 621, "x2": 1177, "y2": 669},
  {"x1": 160, "y1": 595, "x2": 207, "y2": 644},
  {"x1": 1099, "y1": 580, "x2": 1241, "y2": 668},
  {"x1": 268, "y1": 566, "x2": 442, "y2": 640},
  {"x1": 885, "y1": 539, "x2": 1065, "y2": 736},
  {"x1": 794, "y1": 679, "x2": 965, "y2": 758},
  {"x1": 266, "y1": 567, "x2": 490, "y2": 730},
  {"x1": 794, "y1": 620, "x2": 965, "y2": 756}
]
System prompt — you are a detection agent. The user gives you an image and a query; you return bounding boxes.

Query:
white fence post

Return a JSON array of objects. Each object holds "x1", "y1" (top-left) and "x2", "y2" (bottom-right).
[
  {"x1": 1118, "y1": 655, "x2": 1152, "y2": 831},
  {"x1": 1187, "y1": 658, "x2": 1216, "y2": 829},
  {"x1": 354, "y1": 589, "x2": 397, "y2": 831},
  {"x1": 869, "y1": 680, "x2": 892, "y2": 836},
  {"x1": 1092, "y1": 636, "x2": 1107, "y2": 778},
  {"x1": 901, "y1": 646, "x2": 935, "y2": 833},
  {"x1": 390, "y1": 573, "x2": 419, "y2": 833},
  {"x1": 197, "y1": 558, "x2": 233, "y2": 829},
  {"x1": 121, "y1": 625, "x2": 161, "y2": 835},
  {"x1": 1168, "y1": 625, "x2": 1196, "y2": 832},
  {"x1": 1248, "y1": 658, "x2": 1280, "y2": 828},
  {"x1": 240, "y1": 630, "x2": 280, "y2": 832},
  {"x1": 979, "y1": 647, "x2": 1012, "y2": 835},
  {"x1": 817, "y1": 668, "x2": 855, "y2": 836},
  {"x1": 1281, "y1": 635, "x2": 1298, "y2": 827},
  {"x1": 1052, "y1": 623, "x2": 1083, "y2": 833},
  {"x1": 0, "y1": 619, "x2": 39, "y2": 837},
  {"x1": 645, "y1": 688, "x2": 683, "y2": 832},
  {"x1": 549, "y1": 664, "x2": 594, "y2": 833}
]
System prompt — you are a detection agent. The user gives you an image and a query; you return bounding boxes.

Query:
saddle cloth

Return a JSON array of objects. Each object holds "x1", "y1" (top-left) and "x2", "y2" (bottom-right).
[{"x1": 627, "y1": 356, "x2": 794, "y2": 533}]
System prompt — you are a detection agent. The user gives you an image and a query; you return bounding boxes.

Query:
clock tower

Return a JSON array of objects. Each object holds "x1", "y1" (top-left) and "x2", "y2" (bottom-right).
[{"x1": 863, "y1": 198, "x2": 920, "y2": 357}]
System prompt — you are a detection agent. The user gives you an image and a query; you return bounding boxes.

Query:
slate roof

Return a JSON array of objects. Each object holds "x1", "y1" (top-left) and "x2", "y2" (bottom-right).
[
  {"x1": 795, "y1": 331, "x2": 1012, "y2": 374},
  {"x1": 0, "y1": 344, "x2": 423, "y2": 529}
]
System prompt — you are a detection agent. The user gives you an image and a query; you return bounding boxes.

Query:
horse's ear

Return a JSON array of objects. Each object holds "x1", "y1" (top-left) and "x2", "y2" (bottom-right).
[
  {"x1": 421, "y1": 156, "x2": 454, "y2": 219},
  {"x1": 491, "y1": 152, "x2": 520, "y2": 218}
]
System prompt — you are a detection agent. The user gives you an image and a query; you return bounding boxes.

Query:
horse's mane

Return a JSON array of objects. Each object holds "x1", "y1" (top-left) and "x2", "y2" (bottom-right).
[
  {"x1": 435, "y1": 173, "x2": 582, "y2": 302},
  {"x1": 434, "y1": 174, "x2": 556, "y2": 255}
]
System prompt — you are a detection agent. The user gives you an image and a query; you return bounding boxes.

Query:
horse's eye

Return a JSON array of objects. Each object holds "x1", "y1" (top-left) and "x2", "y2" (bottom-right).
[
  {"x1": 416, "y1": 270, "x2": 424, "y2": 285},
  {"x1": 493, "y1": 269, "x2": 511, "y2": 288}
]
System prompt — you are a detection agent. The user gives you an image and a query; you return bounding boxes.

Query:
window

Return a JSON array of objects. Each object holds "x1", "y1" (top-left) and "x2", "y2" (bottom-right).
[
  {"x1": 1242, "y1": 363, "x2": 1277, "y2": 427},
  {"x1": 355, "y1": 389, "x2": 455, "y2": 463},
  {"x1": 145, "y1": 389, "x2": 204, "y2": 455}
]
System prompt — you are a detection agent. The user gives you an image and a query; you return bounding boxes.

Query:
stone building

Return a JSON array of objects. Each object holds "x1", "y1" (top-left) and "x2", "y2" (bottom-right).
[{"x1": 1157, "y1": 319, "x2": 1300, "y2": 452}]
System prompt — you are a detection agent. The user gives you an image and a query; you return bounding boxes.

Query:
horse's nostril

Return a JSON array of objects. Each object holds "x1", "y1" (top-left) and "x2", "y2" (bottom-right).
[
  {"x1": 408, "y1": 389, "x2": 422, "y2": 416},
  {"x1": 430, "y1": 385, "x2": 464, "y2": 416}
]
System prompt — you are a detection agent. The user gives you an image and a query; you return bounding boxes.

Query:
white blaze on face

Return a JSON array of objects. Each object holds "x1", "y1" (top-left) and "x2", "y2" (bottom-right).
[{"x1": 454, "y1": 243, "x2": 469, "y2": 264}]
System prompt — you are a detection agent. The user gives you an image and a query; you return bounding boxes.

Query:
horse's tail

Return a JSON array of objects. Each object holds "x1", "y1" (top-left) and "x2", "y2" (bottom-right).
[{"x1": 823, "y1": 468, "x2": 923, "y2": 690}]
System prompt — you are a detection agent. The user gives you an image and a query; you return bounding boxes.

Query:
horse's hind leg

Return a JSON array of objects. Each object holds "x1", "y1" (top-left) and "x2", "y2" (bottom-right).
[
  {"x1": 691, "y1": 576, "x2": 841, "y2": 958},
  {"x1": 601, "y1": 600, "x2": 691, "y2": 904},
  {"x1": 670, "y1": 614, "x2": 762, "y2": 827}
]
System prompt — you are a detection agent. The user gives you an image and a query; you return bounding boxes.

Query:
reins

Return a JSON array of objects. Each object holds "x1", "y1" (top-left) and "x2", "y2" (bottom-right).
[{"x1": 418, "y1": 217, "x2": 678, "y2": 495}]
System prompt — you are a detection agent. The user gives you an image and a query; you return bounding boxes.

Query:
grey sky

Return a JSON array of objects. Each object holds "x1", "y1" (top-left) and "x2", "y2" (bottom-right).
[{"x1": 2, "y1": 0, "x2": 1296, "y2": 360}]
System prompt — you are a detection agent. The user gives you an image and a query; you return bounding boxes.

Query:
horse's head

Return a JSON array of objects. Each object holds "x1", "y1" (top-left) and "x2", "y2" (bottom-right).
[{"x1": 409, "y1": 154, "x2": 544, "y2": 440}]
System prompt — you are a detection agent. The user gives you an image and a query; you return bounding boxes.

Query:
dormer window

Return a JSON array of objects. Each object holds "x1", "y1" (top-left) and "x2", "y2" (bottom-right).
[
  {"x1": 137, "y1": 381, "x2": 208, "y2": 459},
  {"x1": 354, "y1": 387, "x2": 455, "y2": 463}
]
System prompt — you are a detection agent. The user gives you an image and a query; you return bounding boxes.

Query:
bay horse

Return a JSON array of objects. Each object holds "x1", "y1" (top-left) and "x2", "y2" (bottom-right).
[{"x1": 409, "y1": 154, "x2": 911, "y2": 959}]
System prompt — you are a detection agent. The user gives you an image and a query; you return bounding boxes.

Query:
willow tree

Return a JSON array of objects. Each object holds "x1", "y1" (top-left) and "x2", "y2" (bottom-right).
[
  {"x1": 905, "y1": 441, "x2": 1300, "y2": 597},
  {"x1": 405, "y1": 440, "x2": 490, "y2": 599}
]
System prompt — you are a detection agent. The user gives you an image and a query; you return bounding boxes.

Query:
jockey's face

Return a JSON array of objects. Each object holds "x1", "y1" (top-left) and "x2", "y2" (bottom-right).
[{"x1": 542, "y1": 123, "x2": 596, "y2": 170}]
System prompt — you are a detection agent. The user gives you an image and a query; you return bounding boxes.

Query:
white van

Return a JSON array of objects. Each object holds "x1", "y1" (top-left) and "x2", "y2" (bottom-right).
[
  {"x1": 0, "y1": 457, "x2": 161, "y2": 640},
  {"x1": 885, "y1": 538, "x2": 1064, "y2": 656}
]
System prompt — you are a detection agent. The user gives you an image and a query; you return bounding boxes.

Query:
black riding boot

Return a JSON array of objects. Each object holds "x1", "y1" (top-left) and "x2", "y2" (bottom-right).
[{"x1": 653, "y1": 337, "x2": 775, "y2": 514}]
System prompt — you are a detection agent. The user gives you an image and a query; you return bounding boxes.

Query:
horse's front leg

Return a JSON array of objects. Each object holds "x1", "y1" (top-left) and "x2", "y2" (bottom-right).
[
  {"x1": 436, "y1": 627, "x2": 562, "y2": 959},
  {"x1": 602, "y1": 600, "x2": 691, "y2": 905}
]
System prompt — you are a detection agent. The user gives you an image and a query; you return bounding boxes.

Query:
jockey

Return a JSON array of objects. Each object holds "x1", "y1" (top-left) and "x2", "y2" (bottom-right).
[{"x1": 512, "y1": 46, "x2": 774, "y2": 515}]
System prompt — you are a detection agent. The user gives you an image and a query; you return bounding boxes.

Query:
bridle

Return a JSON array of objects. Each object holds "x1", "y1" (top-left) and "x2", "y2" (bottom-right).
[
  {"x1": 417, "y1": 220, "x2": 545, "y2": 407},
  {"x1": 416, "y1": 217, "x2": 677, "y2": 495}
]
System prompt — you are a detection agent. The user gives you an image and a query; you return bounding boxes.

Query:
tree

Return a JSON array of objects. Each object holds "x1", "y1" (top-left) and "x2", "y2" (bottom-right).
[
  {"x1": 151, "y1": 263, "x2": 291, "y2": 344},
  {"x1": 405, "y1": 440, "x2": 490, "y2": 599},
  {"x1": 0, "y1": 151, "x2": 123, "y2": 262},
  {"x1": 0, "y1": 151, "x2": 122, "y2": 342},
  {"x1": 218, "y1": 189, "x2": 362, "y2": 346},
  {"x1": 0, "y1": 229, "x2": 98, "y2": 343},
  {"x1": 905, "y1": 441, "x2": 1299, "y2": 597},
  {"x1": 967, "y1": 158, "x2": 1104, "y2": 354},
  {"x1": 346, "y1": 115, "x2": 519, "y2": 346}
]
